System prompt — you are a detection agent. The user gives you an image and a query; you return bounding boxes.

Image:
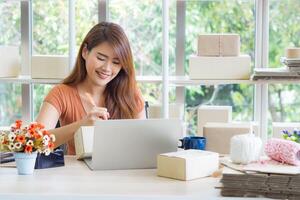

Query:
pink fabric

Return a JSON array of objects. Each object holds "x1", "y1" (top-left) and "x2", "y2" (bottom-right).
[{"x1": 265, "y1": 138, "x2": 300, "y2": 166}]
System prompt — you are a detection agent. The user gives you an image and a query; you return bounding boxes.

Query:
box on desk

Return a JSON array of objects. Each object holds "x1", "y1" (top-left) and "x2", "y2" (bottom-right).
[
  {"x1": 197, "y1": 105, "x2": 232, "y2": 136},
  {"x1": 198, "y1": 34, "x2": 240, "y2": 57},
  {"x1": 31, "y1": 55, "x2": 69, "y2": 79},
  {"x1": 0, "y1": 46, "x2": 20, "y2": 77},
  {"x1": 148, "y1": 103, "x2": 184, "y2": 119},
  {"x1": 74, "y1": 126, "x2": 94, "y2": 160},
  {"x1": 189, "y1": 55, "x2": 251, "y2": 80},
  {"x1": 157, "y1": 150, "x2": 219, "y2": 181},
  {"x1": 204, "y1": 122, "x2": 258, "y2": 154}
]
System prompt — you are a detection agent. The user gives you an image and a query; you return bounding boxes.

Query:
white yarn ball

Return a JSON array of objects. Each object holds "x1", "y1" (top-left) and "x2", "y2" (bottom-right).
[{"x1": 230, "y1": 133, "x2": 262, "y2": 164}]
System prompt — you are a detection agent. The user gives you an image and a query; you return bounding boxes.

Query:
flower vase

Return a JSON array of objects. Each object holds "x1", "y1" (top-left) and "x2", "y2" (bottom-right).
[{"x1": 14, "y1": 152, "x2": 37, "y2": 175}]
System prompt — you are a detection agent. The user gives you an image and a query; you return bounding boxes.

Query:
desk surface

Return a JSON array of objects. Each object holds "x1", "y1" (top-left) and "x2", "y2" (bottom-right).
[{"x1": 0, "y1": 156, "x2": 268, "y2": 200}]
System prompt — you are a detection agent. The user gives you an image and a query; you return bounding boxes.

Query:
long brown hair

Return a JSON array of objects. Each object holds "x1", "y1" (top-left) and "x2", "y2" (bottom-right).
[{"x1": 63, "y1": 22, "x2": 143, "y2": 119}]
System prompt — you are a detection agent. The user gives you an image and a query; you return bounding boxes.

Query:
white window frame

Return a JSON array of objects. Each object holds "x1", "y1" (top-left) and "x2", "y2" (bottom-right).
[{"x1": 18, "y1": 0, "x2": 270, "y2": 142}]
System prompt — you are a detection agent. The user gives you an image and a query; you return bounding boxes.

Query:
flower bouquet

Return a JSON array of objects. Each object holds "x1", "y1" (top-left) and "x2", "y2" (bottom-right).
[
  {"x1": 282, "y1": 129, "x2": 300, "y2": 143},
  {"x1": 0, "y1": 120, "x2": 55, "y2": 175}
]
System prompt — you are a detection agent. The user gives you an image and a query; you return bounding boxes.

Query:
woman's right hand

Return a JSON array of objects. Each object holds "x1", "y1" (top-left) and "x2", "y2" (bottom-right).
[{"x1": 80, "y1": 107, "x2": 110, "y2": 126}]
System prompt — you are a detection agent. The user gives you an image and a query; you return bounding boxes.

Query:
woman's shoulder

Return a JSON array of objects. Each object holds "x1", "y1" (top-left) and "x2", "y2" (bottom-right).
[{"x1": 51, "y1": 83, "x2": 77, "y2": 93}]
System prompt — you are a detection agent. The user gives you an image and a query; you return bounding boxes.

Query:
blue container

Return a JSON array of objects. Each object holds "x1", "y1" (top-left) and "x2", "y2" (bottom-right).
[
  {"x1": 178, "y1": 136, "x2": 206, "y2": 150},
  {"x1": 14, "y1": 152, "x2": 37, "y2": 175}
]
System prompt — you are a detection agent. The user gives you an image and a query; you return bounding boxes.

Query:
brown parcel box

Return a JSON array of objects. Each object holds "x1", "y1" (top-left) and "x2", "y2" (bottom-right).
[
  {"x1": 198, "y1": 34, "x2": 240, "y2": 57},
  {"x1": 204, "y1": 122, "x2": 256, "y2": 154}
]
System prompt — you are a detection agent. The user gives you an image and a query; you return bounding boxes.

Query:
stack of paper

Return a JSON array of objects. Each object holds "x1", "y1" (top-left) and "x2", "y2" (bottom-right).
[
  {"x1": 218, "y1": 158, "x2": 300, "y2": 199},
  {"x1": 219, "y1": 168, "x2": 300, "y2": 199},
  {"x1": 251, "y1": 67, "x2": 300, "y2": 80},
  {"x1": 281, "y1": 57, "x2": 300, "y2": 68},
  {"x1": 251, "y1": 55, "x2": 300, "y2": 80}
]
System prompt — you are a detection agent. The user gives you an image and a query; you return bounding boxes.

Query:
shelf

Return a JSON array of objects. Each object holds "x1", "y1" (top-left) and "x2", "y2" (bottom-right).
[
  {"x1": 0, "y1": 76, "x2": 163, "y2": 85},
  {"x1": 169, "y1": 76, "x2": 252, "y2": 86},
  {"x1": 1, "y1": 75, "x2": 300, "y2": 85},
  {"x1": 0, "y1": 76, "x2": 61, "y2": 84}
]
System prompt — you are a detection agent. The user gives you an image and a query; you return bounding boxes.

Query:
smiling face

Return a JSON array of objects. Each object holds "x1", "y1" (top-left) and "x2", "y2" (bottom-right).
[{"x1": 82, "y1": 42, "x2": 122, "y2": 87}]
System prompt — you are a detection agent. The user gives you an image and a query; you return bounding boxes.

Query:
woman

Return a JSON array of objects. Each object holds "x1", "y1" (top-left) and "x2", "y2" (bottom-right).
[{"x1": 36, "y1": 22, "x2": 145, "y2": 155}]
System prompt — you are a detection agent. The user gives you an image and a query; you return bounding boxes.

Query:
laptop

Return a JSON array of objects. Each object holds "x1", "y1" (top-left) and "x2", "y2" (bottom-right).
[{"x1": 84, "y1": 118, "x2": 182, "y2": 170}]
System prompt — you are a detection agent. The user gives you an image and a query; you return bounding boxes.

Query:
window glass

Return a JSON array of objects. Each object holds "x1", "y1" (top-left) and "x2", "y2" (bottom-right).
[
  {"x1": 109, "y1": 0, "x2": 177, "y2": 114},
  {"x1": 32, "y1": 0, "x2": 68, "y2": 55},
  {"x1": 0, "y1": 1, "x2": 21, "y2": 126},
  {"x1": 33, "y1": 0, "x2": 98, "y2": 119},
  {"x1": 75, "y1": 0, "x2": 98, "y2": 52},
  {"x1": 268, "y1": 0, "x2": 300, "y2": 133},
  {"x1": 185, "y1": 0, "x2": 255, "y2": 134}
]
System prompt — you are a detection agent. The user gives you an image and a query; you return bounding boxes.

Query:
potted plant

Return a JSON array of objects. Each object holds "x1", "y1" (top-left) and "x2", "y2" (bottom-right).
[{"x1": 0, "y1": 120, "x2": 55, "y2": 175}]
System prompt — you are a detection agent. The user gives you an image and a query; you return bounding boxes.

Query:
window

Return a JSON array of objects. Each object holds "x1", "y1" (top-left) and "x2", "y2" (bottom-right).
[
  {"x1": 268, "y1": 0, "x2": 300, "y2": 126},
  {"x1": 0, "y1": 1, "x2": 21, "y2": 126},
  {"x1": 32, "y1": 0, "x2": 98, "y2": 119},
  {"x1": 109, "y1": 0, "x2": 177, "y2": 105},
  {"x1": 184, "y1": 0, "x2": 255, "y2": 134}
]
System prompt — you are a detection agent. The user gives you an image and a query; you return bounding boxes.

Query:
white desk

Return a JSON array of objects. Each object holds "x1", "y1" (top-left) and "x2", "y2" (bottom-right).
[{"x1": 0, "y1": 156, "x2": 269, "y2": 200}]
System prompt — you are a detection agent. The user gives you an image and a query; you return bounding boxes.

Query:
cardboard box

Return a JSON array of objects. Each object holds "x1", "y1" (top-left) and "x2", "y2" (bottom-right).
[
  {"x1": 157, "y1": 150, "x2": 219, "y2": 181},
  {"x1": 31, "y1": 55, "x2": 69, "y2": 79},
  {"x1": 148, "y1": 103, "x2": 184, "y2": 120},
  {"x1": 204, "y1": 122, "x2": 257, "y2": 154},
  {"x1": 272, "y1": 122, "x2": 300, "y2": 139},
  {"x1": 74, "y1": 126, "x2": 94, "y2": 160},
  {"x1": 198, "y1": 34, "x2": 240, "y2": 56},
  {"x1": 0, "y1": 46, "x2": 20, "y2": 77},
  {"x1": 197, "y1": 106, "x2": 232, "y2": 136},
  {"x1": 189, "y1": 55, "x2": 251, "y2": 80}
]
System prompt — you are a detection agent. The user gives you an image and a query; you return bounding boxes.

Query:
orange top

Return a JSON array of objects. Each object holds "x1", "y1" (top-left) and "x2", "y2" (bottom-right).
[
  {"x1": 44, "y1": 84, "x2": 86, "y2": 155},
  {"x1": 44, "y1": 83, "x2": 144, "y2": 155}
]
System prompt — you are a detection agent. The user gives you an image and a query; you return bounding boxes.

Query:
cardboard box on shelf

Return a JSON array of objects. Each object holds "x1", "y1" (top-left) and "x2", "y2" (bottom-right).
[
  {"x1": 31, "y1": 55, "x2": 69, "y2": 79},
  {"x1": 0, "y1": 46, "x2": 20, "y2": 77},
  {"x1": 198, "y1": 34, "x2": 240, "y2": 57},
  {"x1": 197, "y1": 105, "x2": 232, "y2": 136},
  {"x1": 189, "y1": 55, "x2": 251, "y2": 80}
]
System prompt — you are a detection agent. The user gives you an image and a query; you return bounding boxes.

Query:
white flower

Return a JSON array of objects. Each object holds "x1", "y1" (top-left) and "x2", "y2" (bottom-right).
[
  {"x1": 8, "y1": 143, "x2": 15, "y2": 151},
  {"x1": 44, "y1": 149, "x2": 51, "y2": 156},
  {"x1": 14, "y1": 142, "x2": 22, "y2": 149},
  {"x1": 26, "y1": 140, "x2": 34, "y2": 146},
  {"x1": 43, "y1": 140, "x2": 49, "y2": 146},
  {"x1": 15, "y1": 129, "x2": 21, "y2": 134},
  {"x1": 50, "y1": 134, "x2": 56, "y2": 142},
  {"x1": 43, "y1": 135, "x2": 50, "y2": 142},
  {"x1": 8, "y1": 133, "x2": 16, "y2": 142}
]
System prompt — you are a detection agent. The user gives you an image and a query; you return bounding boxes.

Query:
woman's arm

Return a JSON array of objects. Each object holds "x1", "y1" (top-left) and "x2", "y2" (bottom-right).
[
  {"x1": 36, "y1": 102, "x2": 109, "y2": 148},
  {"x1": 35, "y1": 102, "x2": 81, "y2": 148}
]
